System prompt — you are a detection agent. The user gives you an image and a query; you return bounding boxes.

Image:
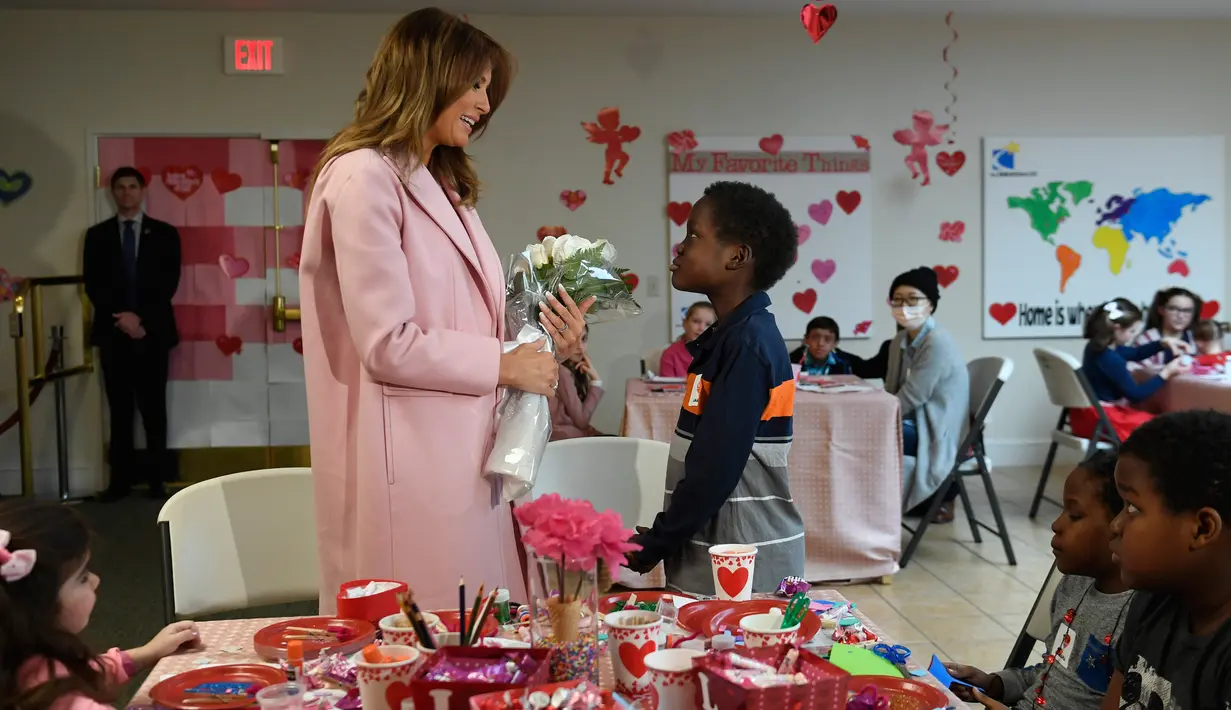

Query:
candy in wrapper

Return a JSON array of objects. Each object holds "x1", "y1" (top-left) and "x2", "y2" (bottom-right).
[
  {"x1": 334, "y1": 688, "x2": 362, "y2": 710},
  {"x1": 302, "y1": 651, "x2": 358, "y2": 689},
  {"x1": 420, "y1": 652, "x2": 540, "y2": 684},
  {"x1": 846, "y1": 684, "x2": 890, "y2": 710},
  {"x1": 777, "y1": 576, "x2": 809, "y2": 596}
]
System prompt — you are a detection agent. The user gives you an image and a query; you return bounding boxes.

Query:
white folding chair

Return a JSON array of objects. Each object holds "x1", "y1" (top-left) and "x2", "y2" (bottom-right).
[
  {"x1": 1005, "y1": 562, "x2": 1063, "y2": 667},
  {"x1": 901, "y1": 357, "x2": 1017, "y2": 567},
  {"x1": 528, "y1": 438, "x2": 669, "y2": 588},
  {"x1": 158, "y1": 467, "x2": 319, "y2": 623},
  {"x1": 1029, "y1": 348, "x2": 1120, "y2": 519},
  {"x1": 640, "y1": 346, "x2": 669, "y2": 376}
]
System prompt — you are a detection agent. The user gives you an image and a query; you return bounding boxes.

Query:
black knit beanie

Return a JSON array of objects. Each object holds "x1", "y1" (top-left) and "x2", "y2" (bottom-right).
[{"x1": 889, "y1": 267, "x2": 940, "y2": 312}]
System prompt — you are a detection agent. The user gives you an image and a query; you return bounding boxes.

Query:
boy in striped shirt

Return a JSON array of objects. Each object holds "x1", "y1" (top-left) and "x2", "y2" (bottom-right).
[{"x1": 626, "y1": 181, "x2": 805, "y2": 594}]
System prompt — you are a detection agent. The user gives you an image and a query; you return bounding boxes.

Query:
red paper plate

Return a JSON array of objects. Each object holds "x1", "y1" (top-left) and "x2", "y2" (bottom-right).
[
  {"x1": 848, "y1": 676, "x2": 950, "y2": 710},
  {"x1": 675, "y1": 600, "x2": 736, "y2": 634},
  {"x1": 253, "y1": 616, "x2": 376, "y2": 661},
  {"x1": 598, "y1": 590, "x2": 697, "y2": 614},
  {"x1": 705, "y1": 600, "x2": 823, "y2": 642},
  {"x1": 149, "y1": 663, "x2": 286, "y2": 710},
  {"x1": 429, "y1": 608, "x2": 500, "y2": 638}
]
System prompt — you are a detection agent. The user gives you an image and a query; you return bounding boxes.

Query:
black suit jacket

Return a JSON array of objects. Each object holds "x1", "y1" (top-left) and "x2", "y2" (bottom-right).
[{"x1": 83, "y1": 215, "x2": 182, "y2": 349}]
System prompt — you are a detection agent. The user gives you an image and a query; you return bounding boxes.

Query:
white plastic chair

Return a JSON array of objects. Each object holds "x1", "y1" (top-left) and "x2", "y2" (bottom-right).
[
  {"x1": 641, "y1": 346, "x2": 669, "y2": 376},
  {"x1": 1030, "y1": 348, "x2": 1120, "y2": 518},
  {"x1": 158, "y1": 467, "x2": 319, "y2": 623},
  {"x1": 528, "y1": 438, "x2": 670, "y2": 588},
  {"x1": 1006, "y1": 563, "x2": 1063, "y2": 668}
]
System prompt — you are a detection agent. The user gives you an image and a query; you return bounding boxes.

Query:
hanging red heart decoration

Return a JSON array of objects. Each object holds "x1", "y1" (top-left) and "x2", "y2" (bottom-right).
[{"x1": 800, "y1": 3, "x2": 838, "y2": 44}]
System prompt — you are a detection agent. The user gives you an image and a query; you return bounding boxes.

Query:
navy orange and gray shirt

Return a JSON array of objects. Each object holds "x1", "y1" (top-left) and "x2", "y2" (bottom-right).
[{"x1": 635, "y1": 291, "x2": 806, "y2": 595}]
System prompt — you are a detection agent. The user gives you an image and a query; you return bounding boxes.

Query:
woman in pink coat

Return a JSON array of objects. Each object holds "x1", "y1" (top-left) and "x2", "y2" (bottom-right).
[{"x1": 300, "y1": 8, "x2": 592, "y2": 612}]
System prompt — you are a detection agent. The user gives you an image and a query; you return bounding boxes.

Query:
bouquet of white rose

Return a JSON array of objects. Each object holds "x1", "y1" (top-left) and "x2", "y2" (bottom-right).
[{"x1": 483, "y1": 235, "x2": 642, "y2": 502}]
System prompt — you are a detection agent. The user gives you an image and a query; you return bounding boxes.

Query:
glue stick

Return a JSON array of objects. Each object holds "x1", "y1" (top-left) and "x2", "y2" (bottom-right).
[{"x1": 286, "y1": 640, "x2": 304, "y2": 682}]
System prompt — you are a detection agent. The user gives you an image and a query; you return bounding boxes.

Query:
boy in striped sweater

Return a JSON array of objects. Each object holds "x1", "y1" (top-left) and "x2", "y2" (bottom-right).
[{"x1": 626, "y1": 181, "x2": 805, "y2": 594}]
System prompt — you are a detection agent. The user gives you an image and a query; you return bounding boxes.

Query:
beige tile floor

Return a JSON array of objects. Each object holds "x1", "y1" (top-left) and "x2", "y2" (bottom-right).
[{"x1": 835, "y1": 463, "x2": 1065, "y2": 676}]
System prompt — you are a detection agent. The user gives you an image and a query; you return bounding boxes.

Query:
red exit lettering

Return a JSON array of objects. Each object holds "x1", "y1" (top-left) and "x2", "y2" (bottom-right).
[{"x1": 234, "y1": 39, "x2": 274, "y2": 72}]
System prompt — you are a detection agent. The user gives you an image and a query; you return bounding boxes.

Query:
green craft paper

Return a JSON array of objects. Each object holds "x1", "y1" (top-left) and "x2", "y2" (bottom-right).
[{"x1": 827, "y1": 644, "x2": 904, "y2": 677}]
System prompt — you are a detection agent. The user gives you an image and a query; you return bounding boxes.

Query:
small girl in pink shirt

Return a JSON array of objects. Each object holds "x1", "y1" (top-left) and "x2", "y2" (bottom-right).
[
  {"x1": 1, "y1": 499, "x2": 199, "y2": 709},
  {"x1": 658, "y1": 302, "x2": 716, "y2": 377}
]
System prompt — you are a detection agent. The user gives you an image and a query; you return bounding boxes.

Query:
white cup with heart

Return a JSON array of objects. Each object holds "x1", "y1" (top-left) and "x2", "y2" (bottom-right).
[
  {"x1": 645, "y1": 648, "x2": 705, "y2": 710},
  {"x1": 604, "y1": 610, "x2": 663, "y2": 697},
  {"x1": 709, "y1": 544, "x2": 757, "y2": 601},
  {"x1": 353, "y1": 644, "x2": 420, "y2": 710},
  {"x1": 739, "y1": 613, "x2": 801, "y2": 648}
]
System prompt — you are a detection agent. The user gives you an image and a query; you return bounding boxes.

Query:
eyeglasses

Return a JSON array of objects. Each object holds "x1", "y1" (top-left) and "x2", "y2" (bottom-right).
[
  {"x1": 888, "y1": 297, "x2": 928, "y2": 308},
  {"x1": 1165, "y1": 306, "x2": 1195, "y2": 315}
]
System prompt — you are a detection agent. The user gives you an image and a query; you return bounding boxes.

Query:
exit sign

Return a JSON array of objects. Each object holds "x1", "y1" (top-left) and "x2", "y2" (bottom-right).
[{"x1": 224, "y1": 36, "x2": 284, "y2": 75}]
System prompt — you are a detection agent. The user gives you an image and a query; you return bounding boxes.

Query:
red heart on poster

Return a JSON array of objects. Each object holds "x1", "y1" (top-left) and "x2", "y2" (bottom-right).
[
  {"x1": 936, "y1": 151, "x2": 966, "y2": 177},
  {"x1": 1167, "y1": 259, "x2": 1190, "y2": 277},
  {"x1": 537, "y1": 225, "x2": 568, "y2": 241},
  {"x1": 619, "y1": 642, "x2": 655, "y2": 679},
  {"x1": 161, "y1": 166, "x2": 203, "y2": 200},
  {"x1": 210, "y1": 168, "x2": 243, "y2": 194},
  {"x1": 286, "y1": 252, "x2": 301, "y2": 269},
  {"x1": 716, "y1": 567, "x2": 749, "y2": 597},
  {"x1": 836, "y1": 190, "x2": 861, "y2": 214},
  {"x1": 667, "y1": 129, "x2": 698, "y2": 154},
  {"x1": 218, "y1": 254, "x2": 249, "y2": 279},
  {"x1": 293, "y1": 337, "x2": 304, "y2": 354},
  {"x1": 939, "y1": 220, "x2": 966, "y2": 242},
  {"x1": 800, "y1": 3, "x2": 838, "y2": 44},
  {"x1": 622, "y1": 272, "x2": 640, "y2": 291},
  {"x1": 792, "y1": 288, "x2": 817, "y2": 314},
  {"x1": 854, "y1": 320, "x2": 872, "y2": 335},
  {"x1": 385, "y1": 682, "x2": 413, "y2": 710},
  {"x1": 989, "y1": 303, "x2": 1017, "y2": 326},
  {"x1": 933, "y1": 265, "x2": 959, "y2": 288},
  {"x1": 1202, "y1": 300, "x2": 1220, "y2": 319},
  {"x1": 560, "y1": 190, "x2": 587, "y2": 211},
  {"x1": 758, "y1": 134, "x2": 784, "y2": 155},
  {"x1": 215, "y1": 334, "x2": 243, "y2": 356},
  {"x1": 667, "y1": 201, "x2": 692, "y2": 226}
]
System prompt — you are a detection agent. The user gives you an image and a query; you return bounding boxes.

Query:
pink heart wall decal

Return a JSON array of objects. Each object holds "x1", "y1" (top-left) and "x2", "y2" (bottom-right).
[
  {"x1": 796, "y1": 224, "x2": 812, "y2": 245},
  {"x1": 218, "y1": 254, "x2": 249, "y2": 279},
  {"x1": 811, "y1": 259, "x2": 836, "y2": 284},
  {"x1": 807, "y1": 199, "x2": 833, "y2": 226}
]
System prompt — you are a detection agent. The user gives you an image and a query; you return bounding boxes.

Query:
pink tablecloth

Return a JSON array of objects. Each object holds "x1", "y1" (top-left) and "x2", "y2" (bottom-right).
[
  {"x1": 621, "y1": 378, "x2": 903, "y2": 582},
  {"x1": 1147, "y1": 373, "x2": 1231, "y2": 413},
  {"x1": 129, "y1": 590, "x2": 961, "y2": 707}
]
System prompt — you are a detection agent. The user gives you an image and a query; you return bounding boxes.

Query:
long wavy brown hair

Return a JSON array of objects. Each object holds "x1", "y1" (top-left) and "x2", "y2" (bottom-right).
[
  {"x1": 312, "y1": 7, "x2": 514, "y2": 207},
  {"x1": 0, "y1": 499, "x2": 109, "y2": 710}
]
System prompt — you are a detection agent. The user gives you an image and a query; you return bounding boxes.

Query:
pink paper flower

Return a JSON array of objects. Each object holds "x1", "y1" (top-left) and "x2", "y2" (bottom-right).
[{"x1": 514, "y1": 494, "x2": 639, "y2": 573}]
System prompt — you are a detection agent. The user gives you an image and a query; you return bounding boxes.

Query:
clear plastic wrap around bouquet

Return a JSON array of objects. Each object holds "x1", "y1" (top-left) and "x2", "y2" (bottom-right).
[{"x1": 483, "y1": 235, "x2": 643, "y2": 503}]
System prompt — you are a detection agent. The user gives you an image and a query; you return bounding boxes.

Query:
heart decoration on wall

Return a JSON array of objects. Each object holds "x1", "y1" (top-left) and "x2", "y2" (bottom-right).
[
  {"x1": 218, "y1": 254, "x2": 250, "y2": 279},
  {"x1": 560, "y1": 190, "x2": 587, "y2": 211},
  {"x1": 0, "y1": 169, "x2": 33, "y2": 206},
  {"x1": 799, "y1": 3, "x2": 838, "y2": 44},
  {"x1": 792, "y1": 288, "x2": 818, "y2": 314},
  {"x1": 988, "y1": 302, "x2": 1017, "y2": 326},
  {"x1": 936, "y1": 151, "x2": 966, "y2": 177},
  {"x1": 836, "y1": 190, "x2": 861, "y2": 215},
  {"x1": 667, "y1": 201, "x2": 692, "y2": 227},
  {"x1": 807, "y1": 199, "x2": 833, "y2": 226},
  {"x1": 293, "y1": 337, "x2": 304, "y2": 354},
  {"x1": 938, "y1": 220, "x2": 965, "y2": 242},
  {"x1": 162, "y1": 166, "x2": 203, "y2": 200},
  {"x1": 621, "y1": 273, "x2": 640, "y2": 291},
  {"x1": 667, "y1": 130, "x2": 698, "y2": 154},
  {"x1": 215, "y1": 334, "x2": 243, "y2": 356},
  {"x1": 758, "y1": 134, "x2": 784, "y2": 156},
  {"x1": 286, "y1": 252, "x2": 301, "y2": 269},
  {"x1": 933, "y1": 265, "x2": 959, "y2": 288},
  {"x1": 851, "y1": 135, "x2": 870, "y2": 151},
  {"x1": 853, "y1": 320, "x2": 872, "y2": 335},
  {"x1": 796, "y1": 224, "x2": 812, "y2": 245},
  {"x1": 1202, "y1": 300, "x2": 1221, "y2": 319},
  {"x1": 537, "y1": 226, "x2": 568, "y2": 241},
  {"x1": 210, "y1": 168, "x2": 243, "y2": 194},
  {"x1": 811, "y1": 259, "x2": 836, "y2": 284}
]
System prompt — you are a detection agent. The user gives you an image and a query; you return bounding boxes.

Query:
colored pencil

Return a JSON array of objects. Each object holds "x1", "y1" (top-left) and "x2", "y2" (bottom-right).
[
  {"x1": 468, "y1": 589, "x2": 498, "y2": 646},
  {"x1": 464, "y1": 583, "x2": 485, "y2": 646},
  {"x1": 399, "y1": 589, "x2": 436, "y2": 650},
  {"x1": 459, "y1": 578, "x2": 467, "y2": 646}
]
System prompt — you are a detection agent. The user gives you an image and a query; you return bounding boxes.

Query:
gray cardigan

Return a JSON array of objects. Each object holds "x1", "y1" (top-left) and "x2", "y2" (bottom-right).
[{"x1": 885, "y1": 321, "x2": 969, "y2": 511}]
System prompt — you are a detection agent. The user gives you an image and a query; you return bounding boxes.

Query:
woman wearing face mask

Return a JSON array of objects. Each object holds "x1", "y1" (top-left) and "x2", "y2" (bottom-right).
[{"x1": 884, "y1": 267, "x2": 970, "y2": 524}]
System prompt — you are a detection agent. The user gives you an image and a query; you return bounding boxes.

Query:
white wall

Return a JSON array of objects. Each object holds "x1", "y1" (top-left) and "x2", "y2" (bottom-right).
[{"x1": 0, "y1": 9, "x2": 1227, "y2": 492}]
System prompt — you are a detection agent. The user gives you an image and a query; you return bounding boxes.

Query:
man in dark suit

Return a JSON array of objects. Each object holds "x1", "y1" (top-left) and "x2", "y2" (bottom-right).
[{"x1": 84, "y1": 166, "x2": 181, "y2": 500}]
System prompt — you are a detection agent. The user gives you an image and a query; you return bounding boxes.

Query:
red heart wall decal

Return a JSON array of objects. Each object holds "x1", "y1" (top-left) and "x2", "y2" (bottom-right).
[
  {"x1": 933, "y1": 265, "x2": 959, "y2": 288},
  {"x1": 385, "y1": 681, "x2": 414, "y2": 710},
  {"x1": 622, "y1": 272, "x2": 639, "y2": 291},
  {"x1": 758, "y1": 134, "x2": 784, "y2": 155},
  {"x1": 286, "y1": 252, "x2": 301, "y2": 269},
  {"x1": 989, "y1": 303, "x2": 1017, "y2": 326},
  {"x1": 667, "y1": 130, "x2": 698, "y2": 154},
  {"x1": 161, "y1": 166, "x2": 203, "y2": 200},
  {"x1": 836, "y1": 190, "x2": 861, "y2": 215},
  {"x1": 560, "y1": 190, "x2": 587, "y2": 211},
  {"x1": 293, "y1": 337, "x2": 304, "y2": 354},
  {"x1": 800, "y1": 3, "x2": 839, "y2": 44},
  {"x1": 1202, "y1": 300, "x2": 1221, "y2": 319},
  {"x1": 792, "y1": 289, "x2": 817, "y2": 314},
  {"x1": 936, "y1": 151, "x2": 966, "y2": 177},
  {"x1": 215, "y1": 334, "x2": 243, "y2": 356},
  {"x1": 939, "y1": 220, "x2": 966, "y2": 242},
  {"x1": 667, "y1": 201, "x2": 692, "y2": 226},
  {"x1": 537, "y1": 225, "x2": 568, "y2": 241},
  {"x1": 716, "y1": 567, "x2": 749, "y2": 597},
  {"x1": 854, "y1": 320, "x2": 872, "y2": 335},
  {"x1": 619, "y1": 641, "x2": 655, "y2": 679},
  {"x1": 210, "y1": 168, "x2": 243, "y2": 194}
]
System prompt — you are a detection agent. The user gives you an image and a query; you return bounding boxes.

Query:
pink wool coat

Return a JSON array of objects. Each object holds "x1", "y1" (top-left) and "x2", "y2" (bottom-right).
[{"x1": 300, "y1": 149, "x2": 523, "y2": 612}]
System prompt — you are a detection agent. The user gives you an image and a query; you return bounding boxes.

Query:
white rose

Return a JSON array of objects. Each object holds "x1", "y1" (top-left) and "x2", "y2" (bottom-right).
[
  {"x1": 552, "y1": 234, "x2": 591, "y2": 263},
  {"x1": 593, "y1": 238, "x2": 617, "y2": 263},
  {"x1": 528, "y1": 243, "x2": 549, "y2": 268},
  {"x1": 541, "y1": 236, "x2": 557, "y2": 259}
]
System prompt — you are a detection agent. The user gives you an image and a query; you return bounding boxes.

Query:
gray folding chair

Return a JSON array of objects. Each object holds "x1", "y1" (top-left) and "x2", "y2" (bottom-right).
[
  {"x1": 1029, "y1": 348, "x2": 1120, "y2": 519},
  {"x1": 1006, "y1": 563, "x2": 1062, "y2": 667},
  {"x1": 901, "y1": 357, "x2": 1017, "y2": 567}
]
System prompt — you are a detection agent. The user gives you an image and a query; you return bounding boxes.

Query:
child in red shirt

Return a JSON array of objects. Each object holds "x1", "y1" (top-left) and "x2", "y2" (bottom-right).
[{"x1": 658, "y1": 302, "x2": 716, "y2": 377}]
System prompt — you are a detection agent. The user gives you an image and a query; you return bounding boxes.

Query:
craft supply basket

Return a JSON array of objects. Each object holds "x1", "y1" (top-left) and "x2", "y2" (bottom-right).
[
  {"x1": 411, "y1": 646, "x2": 553, "y2": 710},
  {"x1": 693, "y1": 646, "x2": 849, "y2": 710}
]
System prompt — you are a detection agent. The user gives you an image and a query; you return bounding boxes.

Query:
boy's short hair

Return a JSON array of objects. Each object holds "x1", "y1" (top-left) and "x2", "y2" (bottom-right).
[
  {"x1": 1120, "y1": 410, "x2": 1231, "y2": 519},
  {"x1": 804, "y1": 316, "x2": 840, "y2": 343},
  {"x1": 110, "y1": 166, "x2": 146, "y2": 189},
  {"x1": 1079, "y1": 450, "x2": 1123, "y2": 516},
  {"x1": 701, "y1": 181, "x2": 797, "y2": 291}
]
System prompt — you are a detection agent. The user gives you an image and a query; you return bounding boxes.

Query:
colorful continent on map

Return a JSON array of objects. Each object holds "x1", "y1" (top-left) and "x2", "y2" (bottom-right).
[
  {"x1": 1006, "y1": 180, "x2": 1095, "y2": 244},
  {"x1": 1091, "y1": 187, "x2": 1210, "y2": 272}
]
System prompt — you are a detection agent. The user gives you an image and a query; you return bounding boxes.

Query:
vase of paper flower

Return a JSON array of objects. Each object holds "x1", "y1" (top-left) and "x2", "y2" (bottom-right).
[{"x1": 515, "y1": 493, "x2": 640, "y2": 682}]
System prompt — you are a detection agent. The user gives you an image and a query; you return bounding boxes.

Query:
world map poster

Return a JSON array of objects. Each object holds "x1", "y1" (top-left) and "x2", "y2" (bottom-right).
[{"x1": 982, "y1": 136, "x2": 1225, "y2": 339}]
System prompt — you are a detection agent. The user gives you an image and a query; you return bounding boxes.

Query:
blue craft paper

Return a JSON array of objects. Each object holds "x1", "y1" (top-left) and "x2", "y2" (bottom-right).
[
  {"x1": 928, "y1": 654, "x2": 981, "y2": 691},
  {"x1": 909, "y1": 668, "x2": 929, "y2": 677}
]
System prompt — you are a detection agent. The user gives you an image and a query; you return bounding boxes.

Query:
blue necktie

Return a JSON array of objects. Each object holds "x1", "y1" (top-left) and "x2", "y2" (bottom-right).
[{"x1": 122, "y1": 220, "x2": 137, "y2": 306}]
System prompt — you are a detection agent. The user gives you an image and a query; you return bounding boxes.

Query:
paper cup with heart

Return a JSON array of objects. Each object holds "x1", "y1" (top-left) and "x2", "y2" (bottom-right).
[
  {"x1": 354, "y1": 645, "x2": 420, "y2": 710},
  {"x1": 604, "y1": 610, "x2": 664, "y2": 697},
  {"x1": 378, "y1": 611, "x2": 441, "y2": 647},
  {"x1": 709, "y1": 544, "x2": 757, "y2": 600},
  {"x1": 739, "y1": 613, "x2": 800, "y2": 648},
  {"x1": 645, "y1": 648, "x2": 705, "y2": 710}
]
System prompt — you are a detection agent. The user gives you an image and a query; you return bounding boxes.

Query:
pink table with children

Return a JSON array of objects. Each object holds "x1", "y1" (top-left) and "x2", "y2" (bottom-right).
[
  {"x1": 621, "y1": 378, "x2": 903, "y2": 582},
  {"x1": 1148, "y1": 372, "x2": 1231, "y2": 414}
]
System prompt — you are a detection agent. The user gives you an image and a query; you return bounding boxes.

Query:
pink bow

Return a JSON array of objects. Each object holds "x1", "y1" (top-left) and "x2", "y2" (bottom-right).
[{"x1": 0, "y1": 529, "x2": 36, "y2": 583}]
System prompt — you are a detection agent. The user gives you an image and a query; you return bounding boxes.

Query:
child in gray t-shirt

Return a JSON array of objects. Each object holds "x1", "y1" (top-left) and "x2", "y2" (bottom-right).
[{"x1": 946, "y1": 451, "x2": 1134, "y2": 709}]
